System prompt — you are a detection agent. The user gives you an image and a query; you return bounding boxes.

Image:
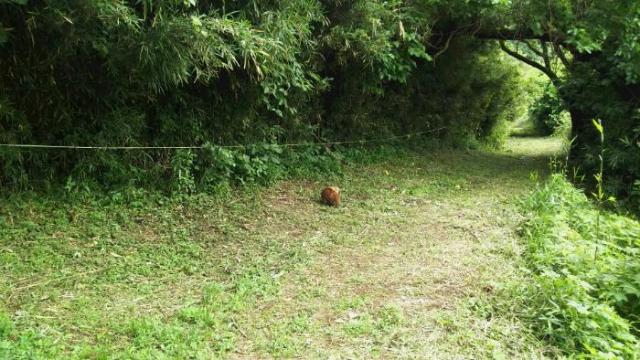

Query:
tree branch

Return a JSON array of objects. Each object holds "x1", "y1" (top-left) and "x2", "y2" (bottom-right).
[
  {"x1": 474, "y1": 28, "x2": 563, "y2": 42},
  {"x1": 433, "y1": 31, "x2": 455, "y2": 61},
  {"x1": 523, "y1": 40, "x2": 544, "y2": 57},
  {"x1": 499, "y1": 40, "x2": 557, "y2": 81},
  {"x1": 553, "y1": 43, "x2": 571, "y2": 68},
  {"x1": 540, "y1": 40, "x2": 552, "y2": 71}
]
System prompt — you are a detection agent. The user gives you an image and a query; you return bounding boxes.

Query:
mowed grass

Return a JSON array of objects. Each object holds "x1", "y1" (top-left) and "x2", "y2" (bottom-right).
[{"x1": 1, "y1": 137, "x2": 564, "y2": 359}]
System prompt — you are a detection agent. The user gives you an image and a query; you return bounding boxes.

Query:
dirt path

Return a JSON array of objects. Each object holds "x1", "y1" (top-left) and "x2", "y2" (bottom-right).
[{"x1": 230, "y1": 137, "x2": 564, "y2": 358}]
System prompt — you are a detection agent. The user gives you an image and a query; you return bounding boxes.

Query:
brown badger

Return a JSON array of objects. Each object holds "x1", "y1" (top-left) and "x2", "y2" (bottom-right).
[{"x1": 321, "y1": 186, "x2": 341, "y2": 207}]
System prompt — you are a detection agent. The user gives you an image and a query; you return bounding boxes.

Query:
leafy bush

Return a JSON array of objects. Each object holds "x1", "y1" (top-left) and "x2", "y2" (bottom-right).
[
  {"x1": 171, "y1": 149, "x2": 197, "y2": 195},
  {"x1": 529, "y1": 84, "x2": 570, "y2": 136},
  {"x1": 517, "y1": 175, "x2": 640, "y2": 357},
  {"x1": 165, "y1": 142, "x2": 344, "y2": 195}
]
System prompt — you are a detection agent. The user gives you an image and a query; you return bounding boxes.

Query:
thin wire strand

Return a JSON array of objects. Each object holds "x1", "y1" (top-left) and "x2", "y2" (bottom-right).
[{"x1": 0, "y1": 128, "x2": 446, "y2": 151}]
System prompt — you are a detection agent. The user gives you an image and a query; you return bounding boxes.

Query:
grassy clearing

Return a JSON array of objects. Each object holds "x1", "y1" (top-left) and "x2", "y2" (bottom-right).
[
  {"x1": 510, "y1": 116, "x2": 541, "y2": 138},
  {"x1": 1, "y1": 137, "x2": 563, "y2": 358}
]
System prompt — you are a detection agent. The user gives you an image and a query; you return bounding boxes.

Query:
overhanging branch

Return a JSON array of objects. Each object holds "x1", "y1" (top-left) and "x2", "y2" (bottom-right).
[
  {"x1": 431, "y1": 20, "x2": 565, "y2": 42},
  {"x1": 499, "y1": 40, "x2": 557, "y2": 81},
  {"x1": 430, "y1": 22, "x2": 574, "y2": 72},
  {"x1": 475, "y1": 28, "x2": 563, "y2": 42}
]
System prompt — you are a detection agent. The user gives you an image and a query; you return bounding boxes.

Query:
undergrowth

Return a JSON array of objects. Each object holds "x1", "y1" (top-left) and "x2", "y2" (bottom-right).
[
  {"x1": 1, "y1": 139, "x2": 424, "y2": 199},
  {"x1": 515, "y1": 174, "x2": 640, "y2": 358}
]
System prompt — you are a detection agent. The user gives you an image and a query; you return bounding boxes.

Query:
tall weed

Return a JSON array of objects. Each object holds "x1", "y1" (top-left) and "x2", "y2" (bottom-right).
[{"x1": 516, "y1": 175, "x2": 640, "y2": 357}]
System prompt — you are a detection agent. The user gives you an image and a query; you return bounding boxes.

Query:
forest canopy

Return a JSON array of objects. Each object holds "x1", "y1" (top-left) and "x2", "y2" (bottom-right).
[{"x1": 1, "y1": 0, "x2": 639, "y2": 209}]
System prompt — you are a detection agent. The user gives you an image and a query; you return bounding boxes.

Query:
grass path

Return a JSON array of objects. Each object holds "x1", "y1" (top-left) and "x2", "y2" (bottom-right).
[{"x1": 1, "y1": 137, "x2": 563, "y2": 358}]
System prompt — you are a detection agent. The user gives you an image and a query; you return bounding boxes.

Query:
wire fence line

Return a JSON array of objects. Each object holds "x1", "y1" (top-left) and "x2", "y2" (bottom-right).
[{"x1": 0, "y1": 128, "x2": 446, "y2": 151}]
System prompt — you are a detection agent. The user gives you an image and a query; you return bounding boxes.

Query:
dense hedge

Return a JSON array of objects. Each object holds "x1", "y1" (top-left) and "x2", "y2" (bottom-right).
[
  {"x1": 1, "y1": 1, "x2": 639, "y2": 211},
  {"x1": 0, "y1": 0, "x2": 525, "y2": 191}
]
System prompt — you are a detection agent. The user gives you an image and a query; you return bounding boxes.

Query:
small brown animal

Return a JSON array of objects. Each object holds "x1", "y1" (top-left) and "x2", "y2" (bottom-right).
[{"x1": 321, "y1": 186, "x2": 341, "y2": 207}]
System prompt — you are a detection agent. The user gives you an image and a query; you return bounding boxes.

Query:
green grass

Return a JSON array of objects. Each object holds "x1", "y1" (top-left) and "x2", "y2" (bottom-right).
[
  {"x1": 510, "y1": 117, "x2": 541, "y2": 137},
  {"x1": 1, "y1": 137, "x2": 565, "y2": 358}
]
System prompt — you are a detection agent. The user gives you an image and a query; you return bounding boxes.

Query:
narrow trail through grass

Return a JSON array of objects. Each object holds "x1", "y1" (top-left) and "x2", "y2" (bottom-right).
[{"x1": 1, "y1": 137, "x2": 563, "y2": 358}]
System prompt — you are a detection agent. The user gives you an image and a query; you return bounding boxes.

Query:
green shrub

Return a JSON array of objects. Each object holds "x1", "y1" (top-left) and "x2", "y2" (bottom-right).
[
  {"x1": 529, "y1": 84, "x2": 570, "y2": 136},
  {"x1": 517, "y1": 175, "x2": 640, "y2": 357},
  {"x1": 171, "y1": 149, "x2": 197, "y2": 195}
]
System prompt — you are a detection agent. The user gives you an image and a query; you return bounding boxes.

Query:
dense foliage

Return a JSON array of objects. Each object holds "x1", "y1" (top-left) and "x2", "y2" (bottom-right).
[
  {"x1": 528, "y1": 83, "x2": 569, "y2": 136},
  {"x1": 518, "y1": 175, "x2": 640, "y2": 357},
  {"x1": 0, "y1": 0, "x2": 526, "y2": 192},
  {"x1": 408, "y1": 0, "x2": 640, "y2": 210},
  {"x1": 1, "y1": 1, "x2": 639, "y2": 209}
]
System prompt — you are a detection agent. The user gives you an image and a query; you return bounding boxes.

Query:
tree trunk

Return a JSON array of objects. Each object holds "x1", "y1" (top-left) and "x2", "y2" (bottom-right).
[{"x1": 557, "y1": 83, "x2": 594, "y2": 165}]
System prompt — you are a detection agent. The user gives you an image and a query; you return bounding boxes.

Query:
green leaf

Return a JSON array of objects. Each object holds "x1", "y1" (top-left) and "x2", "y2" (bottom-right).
[
  {"x1": 191, "y1": 16, "x2": 202, "y2": 28},
  {"x1": 592, "y1": 119, "x2": 604, "y2": 135}
]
